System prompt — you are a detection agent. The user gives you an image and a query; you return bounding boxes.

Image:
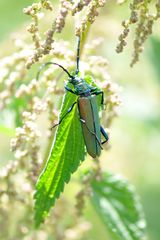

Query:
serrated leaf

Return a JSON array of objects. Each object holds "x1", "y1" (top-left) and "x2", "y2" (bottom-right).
[
  {"x1": 91, "y1": 172, "x2": 146, "y2": 240},
  {"x1": 34, "y1": 92, "x2": 86, "y2": 227}
]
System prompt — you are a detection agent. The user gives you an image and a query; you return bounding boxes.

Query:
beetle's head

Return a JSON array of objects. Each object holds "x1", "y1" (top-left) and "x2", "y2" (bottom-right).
[{"x1": 69, "y1": 74, "x2": 81, "y2": 85}]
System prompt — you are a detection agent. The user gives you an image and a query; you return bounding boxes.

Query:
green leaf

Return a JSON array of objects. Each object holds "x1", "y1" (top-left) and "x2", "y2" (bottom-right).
[
  {"x1": 91, "y1": 172, "x2": 146, "y2": 240},
  {"x1": 34, "y1": 92, "x2": 86, "y2": 227}
]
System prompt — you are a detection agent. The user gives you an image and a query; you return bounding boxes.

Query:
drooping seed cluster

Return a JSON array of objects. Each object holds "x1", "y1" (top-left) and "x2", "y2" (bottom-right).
[
  {"x1": 23, "y1": 1, "x2": 54, "y2": 68},
  {"x1": 116, "y1": 20, "x2": 129, "y2": 54},
  {"x1": 55, "y1": 0, "x2": 72, "y2": 33},
  {"x1": 74, "y1": 0, "x2": 106, "y2": 36},
  {"x1": 10, "y1": 111, "x2": 42, "y2": 184},
  {"x1": 72, "y1": 0, "x2": 92, "y2": 15},
  {"x1": 24, "y1": 0, "x2": 106, "y2": 69},
  {"x1": 116, "y1": 0, "x2": 160, "y2": 66}
]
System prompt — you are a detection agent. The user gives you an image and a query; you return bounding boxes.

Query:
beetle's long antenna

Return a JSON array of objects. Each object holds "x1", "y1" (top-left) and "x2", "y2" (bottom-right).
[
  {"x1": 76, "y1": 36, "x2": 81, "y2": 74},
  {"x1": 36, "y1": 62, "x2": 73, "y2": 81}
]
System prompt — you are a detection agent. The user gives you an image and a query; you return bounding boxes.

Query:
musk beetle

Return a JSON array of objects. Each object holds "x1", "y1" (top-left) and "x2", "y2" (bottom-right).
[{"x1": 37, "y1": 37, "x2": 109, "y2": 158}]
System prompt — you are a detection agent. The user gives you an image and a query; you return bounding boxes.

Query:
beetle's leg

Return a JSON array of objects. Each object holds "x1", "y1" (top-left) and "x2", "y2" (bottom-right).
[
  {"x1": 65, "y1": 85, "x2": 76, "y2": 95},
  {"x1": 80, "y1": 119, "x2": 103, "y2": 149},
  {"x1": 100, "y1": 126, "x2": 109, "y2": 144},
  {"x1": 92, "y1": 90, "x2": 104, "y2": 105},
  {"x1": 90, "y1": 87, "x2": 97, "y2": 93},
  {"x1": 51, "y1": 102, "x2": 77, "y2": 129}
]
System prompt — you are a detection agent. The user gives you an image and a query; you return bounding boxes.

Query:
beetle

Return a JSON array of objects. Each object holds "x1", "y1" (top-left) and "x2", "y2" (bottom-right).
[{"x1": 37, "y1": 37, "x2": 109, "y2": 158}]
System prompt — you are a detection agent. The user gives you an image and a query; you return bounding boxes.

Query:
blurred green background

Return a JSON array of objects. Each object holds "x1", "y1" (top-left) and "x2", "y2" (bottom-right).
[{"x1": 0, "y1": 0, "x2": 160, "y2": 239}]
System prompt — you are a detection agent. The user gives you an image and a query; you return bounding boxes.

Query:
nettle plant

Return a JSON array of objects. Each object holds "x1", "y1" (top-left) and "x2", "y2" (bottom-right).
[{"x1": 0, "y1": 0, "x2": 159, "y2": 239}]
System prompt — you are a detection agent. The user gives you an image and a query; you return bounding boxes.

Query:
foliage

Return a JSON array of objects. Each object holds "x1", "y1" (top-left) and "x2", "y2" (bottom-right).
[
  {"x1": 35, "y1": 91, "x2": 86, "y2": 227},
  {"x1": 91, "y1": 173, "x2": 146, "y2": 240}
]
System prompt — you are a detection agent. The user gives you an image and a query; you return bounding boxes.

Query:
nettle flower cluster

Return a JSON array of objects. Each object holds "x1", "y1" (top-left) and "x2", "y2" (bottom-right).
[
  {"x1": 23, "y1": 0, "x2": 106, "y2": 68},
  {"x1": 23, "y1": 0, "x2": 160, "y2": 69},
  {"x1": 116, "y1": 0, "x2": 160, "y2": 66}
]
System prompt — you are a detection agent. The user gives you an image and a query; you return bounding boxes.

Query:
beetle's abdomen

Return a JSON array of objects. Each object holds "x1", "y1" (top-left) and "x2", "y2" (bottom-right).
[{"x1": 78, "y1": 95, "x2": 101, "y2": 158}]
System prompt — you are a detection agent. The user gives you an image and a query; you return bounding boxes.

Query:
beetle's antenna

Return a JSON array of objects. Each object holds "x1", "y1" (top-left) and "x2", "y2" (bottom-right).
[
  {"x1": 76, "y1": 36, "x2": 81, "y2": 74},
  {"x1": 36, "y1": 62, "x2": 73, "y2": 81}
]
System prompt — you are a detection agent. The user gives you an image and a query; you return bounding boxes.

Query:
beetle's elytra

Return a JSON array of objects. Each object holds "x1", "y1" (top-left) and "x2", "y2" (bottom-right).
[{"x1": 78, "y1": 95, "x2": 101, "y2": 158}]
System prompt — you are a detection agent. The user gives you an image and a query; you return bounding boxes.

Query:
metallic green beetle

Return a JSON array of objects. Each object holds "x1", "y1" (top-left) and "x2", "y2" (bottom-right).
[{"x1": 37, "y1": 37, "x2": 109, "y2": 158}]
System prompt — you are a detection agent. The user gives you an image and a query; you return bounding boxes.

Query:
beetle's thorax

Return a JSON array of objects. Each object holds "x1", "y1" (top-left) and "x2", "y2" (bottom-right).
[{"x1": 70, "y1": 76, "x2": 91, "y2": 96}]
